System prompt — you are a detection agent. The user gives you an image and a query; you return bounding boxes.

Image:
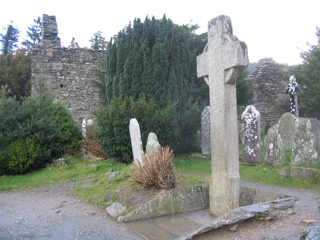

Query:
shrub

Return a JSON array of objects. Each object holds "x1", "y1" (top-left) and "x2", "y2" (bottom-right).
[
  {"x1": 0, "y1": 83, "x2": 82, "y2": 175},
  {"x1": 130, "y1": 146, "x2": 175, "y2": 189},
  {"x1": 7, "y1": 138, "x2": 41, "y2": 174},
  {"x1": 97, "y1": 97, "x2": 179, "y2": 163}
]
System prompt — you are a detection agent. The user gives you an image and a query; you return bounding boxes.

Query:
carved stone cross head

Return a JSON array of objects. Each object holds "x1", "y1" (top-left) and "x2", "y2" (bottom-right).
[{"x1": 197, "y1": 15, "x2": 249, "y2": 86}]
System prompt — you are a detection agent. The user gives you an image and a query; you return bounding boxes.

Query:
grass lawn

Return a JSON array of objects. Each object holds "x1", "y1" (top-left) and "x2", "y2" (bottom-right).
[{"x1": 0, "y1": 152, "x2": 319, "y2": 211}]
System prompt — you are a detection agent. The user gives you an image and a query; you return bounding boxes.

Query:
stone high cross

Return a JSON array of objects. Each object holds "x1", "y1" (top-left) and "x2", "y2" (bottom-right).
[
  {"x1": 286, "y1": 75, "x2": 300, "y2": 117},
  {"x1": 197, "y1": 15, "x2": 249, "y2": 216}
]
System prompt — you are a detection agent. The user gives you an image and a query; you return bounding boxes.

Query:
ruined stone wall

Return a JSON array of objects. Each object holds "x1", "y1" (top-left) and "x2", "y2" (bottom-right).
[
  {"x1": 247, "y1": 59, "x2": 291, "y2": 134},
  {"x1": 31, "y1": 14, "x2": 103, "y2": 124}
]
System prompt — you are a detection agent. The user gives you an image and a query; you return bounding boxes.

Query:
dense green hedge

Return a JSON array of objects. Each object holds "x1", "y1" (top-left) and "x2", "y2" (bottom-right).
[
  {"x1": 0, "y1": 84, "x2": 82, "y2": 175},
  {"x1": 97, "y1": 97, "x2": 179, "y2": 163}
]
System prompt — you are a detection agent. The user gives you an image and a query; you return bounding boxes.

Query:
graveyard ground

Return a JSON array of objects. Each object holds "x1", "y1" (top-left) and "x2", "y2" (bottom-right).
[{"x1": 0, "y1": 154, "x2": 319, "y2": 239}]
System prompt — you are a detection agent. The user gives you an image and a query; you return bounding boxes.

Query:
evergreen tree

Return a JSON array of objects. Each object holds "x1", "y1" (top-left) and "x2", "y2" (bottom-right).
[
  {"x1": 294, "y1": 26, "x2": 320, "y2": 118},
  {"x1": 236, "y1": 68, "x2": 253, "y2": 107},
  {"x1": 0, "y1": 49, "x2": 31, "y2": 100},
  {"x1": 21, "y1": 17, "x2": 42, "y2": 51},
  {"x1": 96, "y1": 16, "x2": 254, "y2": 155},
  {"x1": 0, "y1": 22, "x2": 19, "y2": 54},
  {"x1": 68, "y1": 37, "x2": 80, "y2": 48},
  {"x1": 90, "y1": 31, "x2": 107, "y2": 50}
]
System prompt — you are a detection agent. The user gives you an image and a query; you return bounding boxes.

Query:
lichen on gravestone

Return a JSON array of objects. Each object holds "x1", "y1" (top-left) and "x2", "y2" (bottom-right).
[{"x1": 241, "y1": 105, "x2": 262, "y2": 164}]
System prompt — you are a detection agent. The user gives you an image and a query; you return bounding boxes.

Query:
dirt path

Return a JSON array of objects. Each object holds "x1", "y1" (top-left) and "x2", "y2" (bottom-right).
[
  {"x1": 0, "y1": 182, "x2": 142, "y2": 240},
  {"x1": 195, "y1": 181, "x2": 320, "y2": 240},
  {"x1": 0, "y1": 181, "x2": 319, "y2": 240}
]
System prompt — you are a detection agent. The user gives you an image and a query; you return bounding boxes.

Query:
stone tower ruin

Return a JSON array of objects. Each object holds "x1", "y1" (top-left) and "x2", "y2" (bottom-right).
[
  {"x1": 246, "y1": 59, "x2": 291, "y2": 134},
  {"x1": 31, "y1": 14, "x2": 103, "y2": 124}
]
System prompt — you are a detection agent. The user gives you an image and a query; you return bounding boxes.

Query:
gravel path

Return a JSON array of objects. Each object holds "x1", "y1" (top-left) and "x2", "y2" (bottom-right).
[{"x1": 0, "y1": 182, "x2": 142, "y2": 240}]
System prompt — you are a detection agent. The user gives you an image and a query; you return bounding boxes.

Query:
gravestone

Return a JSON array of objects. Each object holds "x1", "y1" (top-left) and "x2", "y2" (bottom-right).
[
  {"x1": 241, "y1": 105, "x2": 262, "y2": 164},
  {"x1": 278, "y1": 112, "x2": 296, "y2": 151},
  {"x1": 264, "y1": 124, "x2": 286, "y2": 167},
  {"x1": 197, "y1": 15, "x2": 249, "y2": 216},
  {"x1": 129, "y1": 118, "x2": 144, "y2": 165},
  {"x1": 286, "y1": 75, "x2": 300, "y2": 117},
  {"x1": 291, "y1": 118, "x2": 318, "y2": 165},
  {"x1": 146, "y1": 132, "x2": 161, "y2": 155},
  {"x1": 81, "y1": 118, "x2": 94, "y2": 138},
  {"x1": 310, "y1": 118, "x2": 320, "y2": 153},
  {"x1": 201, "y1": 106, "x2": 211, "y2": 156}
]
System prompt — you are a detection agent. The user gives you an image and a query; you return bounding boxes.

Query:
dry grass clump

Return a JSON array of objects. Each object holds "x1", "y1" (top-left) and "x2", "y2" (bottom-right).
[{"x1": 131, "y1": 147, "x2": 176, "y2": 189}]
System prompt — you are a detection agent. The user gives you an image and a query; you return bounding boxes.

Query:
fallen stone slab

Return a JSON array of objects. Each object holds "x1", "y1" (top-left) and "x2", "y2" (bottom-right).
[
  {"x1": 301, "y1": 225, "x2": 320, "y2": 240},
  {"x1": 178, "y1": 197, "x2": 296, "y2": 240},
  {"x1": 176, "y1": 208, "x2": 255, "y2": 240},
  {"x1": 290, "y1": 167, "x2": 320, "y2": 179}
]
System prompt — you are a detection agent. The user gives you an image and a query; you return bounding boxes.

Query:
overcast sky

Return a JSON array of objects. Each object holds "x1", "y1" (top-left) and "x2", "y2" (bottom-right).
[{"x1": 1, "y1": 0, "x2": 319, "y2": 65}]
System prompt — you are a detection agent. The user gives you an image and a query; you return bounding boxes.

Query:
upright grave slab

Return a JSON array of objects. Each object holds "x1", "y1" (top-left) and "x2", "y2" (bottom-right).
[
  {"x1": 129, "y1": 118, "x2": 144, "y2": 165},
  {"x1": 197, "y1": 15, "x2": 249, "y2": 216},
  {"x1": 241, "y1": 105, "x2": 262, "y2": 164}
]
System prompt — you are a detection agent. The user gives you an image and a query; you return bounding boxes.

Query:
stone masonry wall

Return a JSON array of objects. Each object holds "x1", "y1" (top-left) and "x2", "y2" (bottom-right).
[
  {"x1": 31, "y1": 14, "x2": 103, "y2": 124},
  {"x1": 247, "y1": 59, "x2": 290, "y2": 134}
]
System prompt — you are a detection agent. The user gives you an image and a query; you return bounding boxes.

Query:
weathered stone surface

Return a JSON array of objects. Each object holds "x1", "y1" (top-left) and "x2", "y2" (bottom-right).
[
  {"x1": 301, "y1": 225, "x2": 320, "y2": 240},
  {"x1": 129, "y1": 118, "x2": 144, "y2": 165},
  {"x1": 197, "y1": 15, "x2": 248, "y2": 216},
  {"x1": 146, "y1": 132, "x2": 161, "y2": 155},
  {"x1": 119, "y1": 184, "x2": 293, "y2": 223},
  {"x1": 241, "y1": 105, "x2": 262, "y2": 164},
  {"x1": 292, "y1": 118, "x2": 318, "y2": 165},
  {"x1": 264, "y1": 124, "x2": 286, "y2": 167},
  {"x1": 41, "y1": 14, "x2": 61, "y2": 48},
  {"x1": 290, "y1": 167, "x2": 320, "y2": 179},
  {"x1": 240, "y1": 185, "x2": 290, "y2": 206},
  {"x1": 107, "y1": 171, "x2": 124, "y2": 180},
  {"x1": 118, "y1": 204, "x2": 150, "y2": 222},
  {"x1": 201, "y1": 106, "x2": 211, "y2": 156},
  {"x1": 202, "y1": 185, "x2": 210, "y2": 209},
  {"x1": 32, "y1": 14, "x2": 103, "y2": 125},
  {"x1": 147, "y1": 191, "x2": 175, "y2": 217},
  {"x1": 172, "y1": 186, "x2": 206, "y2": 213},
  {"x1": 246, "y1": 59, "x2": 290, "y2": 133},
  {"x1": 278, "y1": 112, "x2": 296, "y2": 150},
  {"x1": 106, "y1": 202, "x2": 126, "y2": 218},
  {"x1": 274, "y1": 201, "x2": 295, "y2": 210},
  {"x1": 279, "y1": 168, "x2": 290, "y2": 178},
  {"x1": 310, "y1": 118, "x2": 320, "y2": 153}
]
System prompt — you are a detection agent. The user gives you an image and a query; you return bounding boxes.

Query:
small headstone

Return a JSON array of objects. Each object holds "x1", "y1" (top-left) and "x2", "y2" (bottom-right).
[
  {"x1": 241, "y1": 105, "x2": 262, "y2": 164},
  {"x1": 197, "y1": 15, "x2": 249, "y2": 216},
  {"x1": 201, "y1": 106, "x2": 211, "y2": 156},
  {"x1": 278, "y1": 112, "x2": 296, "y2": 151},
  {"x1": 286, "y1": 75, "x2": 300, "y2": 117},
  {"x1": 129, "y1": 118, "x2": 144, "y2": 165},
  {"x1": 291, "y1": 118, "x2": 318, "y2": 165},
  {"x1": 146, "y1": 132, "x2": 161, "y2": 155},
  {"x1": 264, "y1": 124, "x2": 286, "y2": 167},
  {"x1": 81, "y1": 118, "x2": 94, "y2": 138}
]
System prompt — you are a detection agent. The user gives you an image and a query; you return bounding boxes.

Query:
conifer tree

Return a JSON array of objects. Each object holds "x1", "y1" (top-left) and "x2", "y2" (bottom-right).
[
  {"x1": 0, "y1": 22, "x2": 19, "y2": 54},
  {"x1": 21, "y1": 17, "x2": 42, "y2": 51}
]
